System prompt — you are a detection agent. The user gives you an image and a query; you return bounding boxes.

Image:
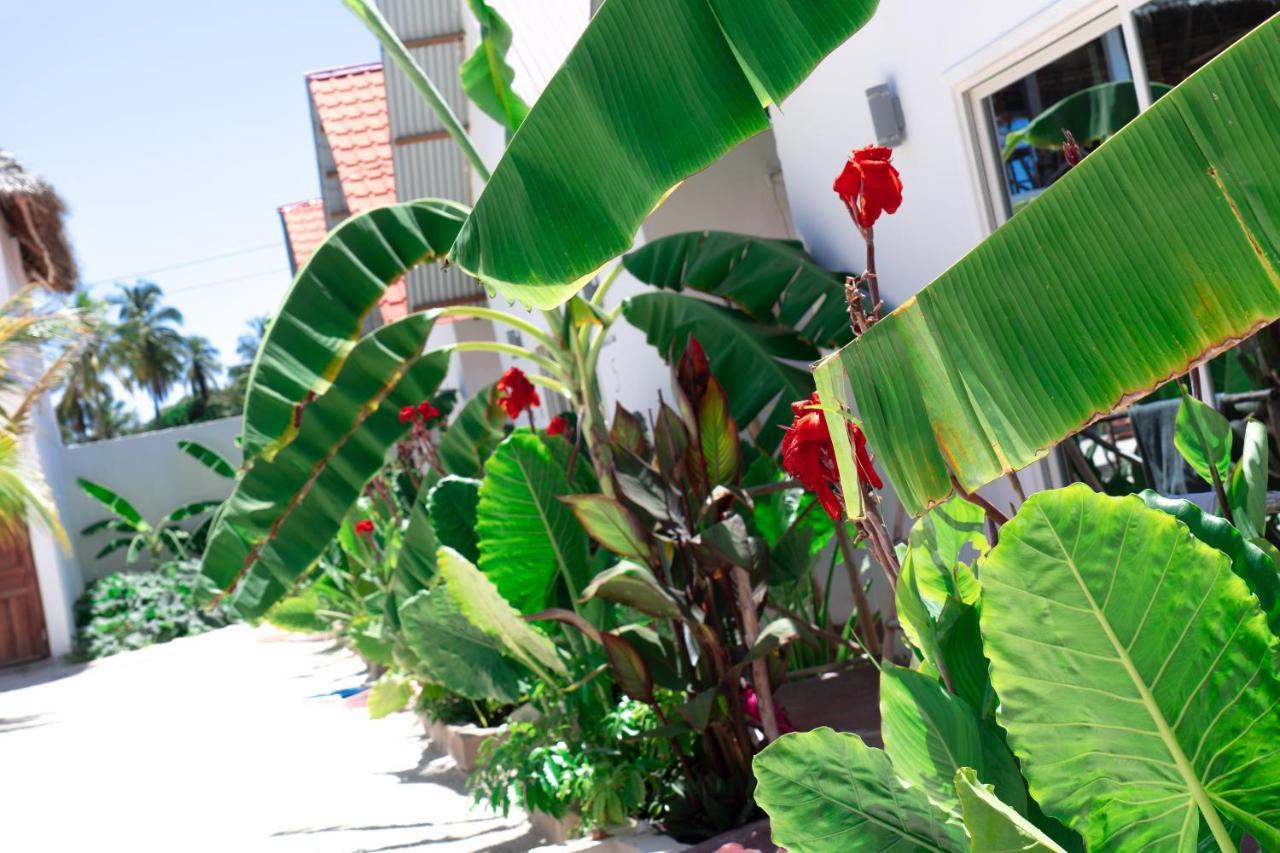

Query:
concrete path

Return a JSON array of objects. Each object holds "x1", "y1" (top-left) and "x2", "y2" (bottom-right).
[{"x1": 0, "y1": 625, "x2": 540, "y2": 852}]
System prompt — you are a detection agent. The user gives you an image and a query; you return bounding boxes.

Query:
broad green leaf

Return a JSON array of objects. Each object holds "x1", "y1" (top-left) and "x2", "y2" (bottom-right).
[
  {"x1": 753, "y1": 727, "x2": 967, "y2": 852},
  {"x1": 161, "y1": 500, "x2": 222, "y2": 525},
  {"x1": 624, "y1": 292, "x2": 817, "y2": 452},
  {"x1": 368, "y1": 672, "x2": 413, "y2": 720},
  {"x1": 436, "y1": 383, "x2": 506, "y2": 478},
  {"x1": 698, "y1": 377, "x2": 740, "y2": 486},
  {"x1": 177, "y1": 439, "x2": 236, "y2": 478},
  {"x1": 449, "y1": 0, "x2": 880, "y2": 309},
  {"x1": 561, "y1": 494, "x2": 650, "y2": 560},
  {"x1": 396, "y1": 476, "x2": 439, "y2": 599},
  {"x1": 459, "y1": 0, "x2": 529, "y2": 133},
  {"x1": 1001, "y1": 80, "x2": 1171, "y2": 159},
  {"x1": 476, "y1": 431, "x2": 594, "y2": 614},
  {"x1": 981, "y1": 485, "x2": 1280, "y2": 851},
  {"x1": 879, "y1": 664, "x2": 981, "y2": 819},
  {"x1": 436, "y1": 546, "x2": 567, "y2": 684},
  {"x1": 265, "y1": 589, "x2": 330, "y2": 633},
  {"x1": 1227, "y1": 419, "x2": 1268, "y2": 539},
  {"x1": 601, "y1": 632, "x2": 654, "y2": 703},
  {"x1": 348, "y1": 617, "x2": 394, "y2": 668},
  {"x1": 953, "y1": 767, "x2": 1066, "y2": 853},
  {"x1": 200, "y1": 317, "x2": 449, "y2": 618},
  {"x1": 77, "y1": 478, "x2": 144, "y2": 528},
  {"x1": 581, "y1": 562, "x2": 685, "y2": 622},
  {"x1": 816, "y1": 19, "x2": 1280, "y2": 515},
  {"x1": 1140, "y1": 490, "x2": 1280, "y2": 634},
  {"x1": 622, "y1": 231, "x2": 853, "y2": 349},
  {"x1": 240, "y1": 199, "x2": 467, "y2": 462},
  {"x1": 398, "y1": 587, "x2": 521, "y2": 703},
  {"x1": 1175, "y1": 393, "x2": 1233, "y2": 488},
  {"x1": 428, "y1": 476, "x2": 481, "y2": 563}
]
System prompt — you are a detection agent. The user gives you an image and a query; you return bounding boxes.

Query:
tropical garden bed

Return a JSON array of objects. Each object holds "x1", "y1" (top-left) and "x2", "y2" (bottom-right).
[{"x1": 192, "y1": 2, "x2": 1280, "y2": 850}]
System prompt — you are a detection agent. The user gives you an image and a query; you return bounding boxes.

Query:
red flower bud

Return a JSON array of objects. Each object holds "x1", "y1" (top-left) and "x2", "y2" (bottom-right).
[
  {"x1": 496, "y1": 366, "x2": 540, "y2": 420},
  {"x1": 399, "y1": 405, "x2": 417, "y2": 425},
  {"x1": 417, "y1": 401, "x2": 440, "y2": 422},
  {"x1": 833, "y1": 145, "x2": 903, "y2": 230},
  {"x1": 354, "y1": 519, "x2": 375, "y2": 535},
  {"x1": 547, "y1": 415, "x2": 568, "y2": 437},
  {"x1": 1062, "y1": 129, "x2": 1085, "y2": 167}
]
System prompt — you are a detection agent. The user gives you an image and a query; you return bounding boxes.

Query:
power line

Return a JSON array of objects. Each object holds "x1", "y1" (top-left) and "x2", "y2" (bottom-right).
[
  {"x1": 163, "y1": 267, "x2": 292, "y2": 295},
  {"x1": 85, "y1": 241, "x2": 285, "y2": 287}
]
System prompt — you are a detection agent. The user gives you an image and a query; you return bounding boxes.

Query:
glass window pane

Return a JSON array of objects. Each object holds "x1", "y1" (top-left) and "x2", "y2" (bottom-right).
[
  {"x1": 982, "y1": 28, "x2": 1132, "y2": 218},
  {"x1": 1136, "y1": 0, "x2": 1278, "y2": 91}
]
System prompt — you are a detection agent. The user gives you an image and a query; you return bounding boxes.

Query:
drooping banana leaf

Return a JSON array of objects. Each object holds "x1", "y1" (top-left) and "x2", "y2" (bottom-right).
[
  {"x1": 476, "y1": 431, "x2": 594, "y2": 614},
  {"x1": 459, "y1": 0, "x2": 528, "y2": 133},
  {"x1": 436, "y1": 382, "x2": 507, "y2": 478},
  {"x1": 622, "y1": 231, "x2": 853, "y2": 349},
  {"x1": 161, "y1": 500, "x2": 223, "y2": 525},
  {"x1": 398, "y1": 587, "x2": 522, "y2": 703},
  {"x1": 980, "y1": 485, "x2": 1280, "y2": 850},
  {"x1": 816, "y1": 18, "x2": 1280, "y2": 517},
  {"x1": 753, "y1": 727, "x2": 968, "y2": 852},
  {"x1": 77, "y1": 478, "x2": 145, "y2": 529},
  {"x1": 200, "y1": 316, "x2": 450, "y2": 618},
  {"x1": 239, "y1": 199, "x2": 468, "y2": 462},
  {"x1": 177, "y1": 440, "x2": 236, "y2": 478},
  {"x1": 1001, "y1": 80, "x2": 1173, "y2": 160},
  {"x1": 623, "y1": 291, "x2": 818, "y2": 452},
  {"x1": 448, "y1": 0, "x2": 881, "y2": 308}
]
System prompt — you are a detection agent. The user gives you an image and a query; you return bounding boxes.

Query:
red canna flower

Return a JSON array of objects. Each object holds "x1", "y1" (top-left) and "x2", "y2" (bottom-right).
[
  {"x1": 781, "y1": 393, "x2": 882, "y2": 520},
  {"x1": 546, "y1": 415, "x2": 568, "y2": 437},
  {"x1": 417, "y1": 400, "x2": 440, "y2": 422},
  {"x1": 833, "y1": 145, "x2": 903, "y2": 230},
  {"x1": 496, "y1": 366, "x2": 540, "y2": 420},
  {"x1": 354, "y1": 519, "x2": 375, "y2": 535},
  {"x1": 399, "y1": 405, "x2": 417, "y2": 425}
]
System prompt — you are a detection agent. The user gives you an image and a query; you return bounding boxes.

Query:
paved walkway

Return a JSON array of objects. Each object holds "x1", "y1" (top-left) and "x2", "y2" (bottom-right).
[{"x1": 0, "y1": 625, "x2": 539, "y2": 852}]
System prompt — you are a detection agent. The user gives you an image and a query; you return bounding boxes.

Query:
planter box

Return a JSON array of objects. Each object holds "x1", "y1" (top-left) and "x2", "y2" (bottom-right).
[{"x1": 418, "y1": 713, "x2": 506, "y2": 773}]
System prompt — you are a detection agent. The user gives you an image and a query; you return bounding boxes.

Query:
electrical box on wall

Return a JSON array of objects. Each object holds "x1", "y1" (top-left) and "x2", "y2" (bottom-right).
[{"x1": 866, "y1": 84, "x2": 906, "y2": 147}]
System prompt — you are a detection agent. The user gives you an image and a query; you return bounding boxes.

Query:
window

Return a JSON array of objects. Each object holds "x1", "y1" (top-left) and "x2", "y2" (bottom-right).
[{"x1": 1136, "y1": 0, "x2": 1278, "y2": 91}]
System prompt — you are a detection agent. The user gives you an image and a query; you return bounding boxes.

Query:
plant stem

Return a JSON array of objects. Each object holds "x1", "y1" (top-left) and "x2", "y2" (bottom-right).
[
  {"x1": 589, "y1": 264, "x2": 624, "y2": 307},
  {"x1": 435, "y1": 305, "x2": 559, "y2": 351},
  {"x1": 767, "y1": 601, "x2": 878, "y2": 670},
  {"x1": 448, "y1": 341, "x2": 565, "y2": 379},
  {"x1": 835, "y1": 521, "x2": 882, "y2": 658},
  {"x1": 730, "y1": 566, "x2": 780, "y2": 742},
  {"x1": 344, "y1": 0, "x2": 492, "y2": 183},
  {"x1": 950, "y1": 476, "x2": 1010, "y2": 526}
]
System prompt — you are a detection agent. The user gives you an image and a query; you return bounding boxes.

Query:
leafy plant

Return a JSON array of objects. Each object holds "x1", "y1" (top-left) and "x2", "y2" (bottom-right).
[{"x1": 73, "y1": 560, "x2": 237, "y2": 660}]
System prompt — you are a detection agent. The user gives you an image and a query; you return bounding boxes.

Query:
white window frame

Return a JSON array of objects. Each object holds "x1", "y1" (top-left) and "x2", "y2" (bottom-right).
[{"x1": 950, "y1": 1, "x2": 1160, "y2": 232}]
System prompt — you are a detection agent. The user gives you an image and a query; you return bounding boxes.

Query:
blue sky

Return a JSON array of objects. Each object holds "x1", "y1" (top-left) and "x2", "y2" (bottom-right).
[{"x1": 1, "y1": 1, "x2": 377, "y2": 410}]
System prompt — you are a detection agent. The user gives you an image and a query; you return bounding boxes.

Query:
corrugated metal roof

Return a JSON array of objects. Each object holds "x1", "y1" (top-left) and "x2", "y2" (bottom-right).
[{"x1": 277, "y1": 199, "x2": 327, "y2": 274}]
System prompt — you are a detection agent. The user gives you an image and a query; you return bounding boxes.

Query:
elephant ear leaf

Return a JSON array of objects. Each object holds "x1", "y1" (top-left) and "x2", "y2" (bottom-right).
[
  {"x1": 953, "y1": 767, "x2": 1066, "y2": 852},
  {"x1": 980, "y1": 485, "x2": 1280, "y2": 851}
]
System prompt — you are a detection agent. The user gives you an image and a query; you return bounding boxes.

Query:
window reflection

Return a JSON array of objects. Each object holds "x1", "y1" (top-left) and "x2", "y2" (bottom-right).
[{"x1": 1136, "y1": 0, "x2": 1278, "y2": 91}]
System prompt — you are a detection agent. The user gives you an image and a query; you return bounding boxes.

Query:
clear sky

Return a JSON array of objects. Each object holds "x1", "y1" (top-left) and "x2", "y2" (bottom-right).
[{"x1": 0, "y1": 1, "x2": 378, "y2": 411}]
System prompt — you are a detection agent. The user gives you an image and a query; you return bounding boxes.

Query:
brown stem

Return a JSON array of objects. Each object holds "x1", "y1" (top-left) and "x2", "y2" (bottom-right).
[
  {"x1": 1005, "y1": 470, "x2": 1027, "y2": 504},
  {"x1": 1061, "y1": 435, "x2": 1106, "y2": 492},
  {"x1": 862, "y1": 225, "x2": 881, "y2": 317},
  {"x1": 766, "y1": 601, "x2": 875, "y2": 664},
  {"x1": 731, "y1": 566, "x2": 780, "y2": 742},
  {"x1": 950, "y1": 476, "x2": 1010, "y2": 526},
  {"x1": 744, "y1": 478, "x2": 803, "y2": 498},
  {"x1": 834, "y1": 521, "x2": 882, "y2": 658}
]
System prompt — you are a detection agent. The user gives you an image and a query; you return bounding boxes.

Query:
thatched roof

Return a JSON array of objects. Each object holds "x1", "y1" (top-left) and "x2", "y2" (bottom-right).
[{"x1": 0, "y1": 151, "x2": 78, "y2": 293}]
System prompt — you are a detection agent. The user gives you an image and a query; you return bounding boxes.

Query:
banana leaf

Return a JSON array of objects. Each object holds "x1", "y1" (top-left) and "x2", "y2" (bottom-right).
[
  {"x1": 200, "y1": 315, "x2": 450, "y2": 618},
  {"x1": 177, "y1": 440, "x2": 236, "y2": 478},
  {"x1": 817, "y1": 18, "x2": 1280, "y2": 517},
  {"x1": 77, "y1": 478, "x2": 145, "y2": 529},
  {"x1": 448, "y1": 0, "x2": 880, "y2": 308},
  {"x1": 460, "y1": 0, "x2": 528, "y2": 133},
  {"x1": 1001, "y1": 80, "x2": 1173, "y2": 160}
]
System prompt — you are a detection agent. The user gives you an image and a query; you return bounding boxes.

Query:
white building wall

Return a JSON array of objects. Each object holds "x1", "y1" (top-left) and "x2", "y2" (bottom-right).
[{"x1": 60, "y1": 417, "x2": 242, "y2": 581}]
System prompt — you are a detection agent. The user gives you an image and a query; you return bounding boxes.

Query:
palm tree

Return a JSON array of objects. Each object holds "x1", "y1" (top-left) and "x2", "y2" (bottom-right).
[
  {"x1": 56, "y1": 291, "x2": 113, "y2": 441},
  {"x1": 109, "y1": 281, "x2": 185, "y2": 422},
  {"x1": 228, "y1": 315, "x2": 269, "y2": 408},
  {"x1": 95, "y1": 395, "x2": 137, "y2": 440},
  {"x1": 182, "y1": 335, "x2": 222, "y2": 410}
]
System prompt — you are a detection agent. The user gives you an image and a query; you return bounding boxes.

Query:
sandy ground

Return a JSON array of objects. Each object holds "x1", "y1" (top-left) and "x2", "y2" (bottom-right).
[{"x1": 0, "y1": 625, "x2": 540, "y2": 852}]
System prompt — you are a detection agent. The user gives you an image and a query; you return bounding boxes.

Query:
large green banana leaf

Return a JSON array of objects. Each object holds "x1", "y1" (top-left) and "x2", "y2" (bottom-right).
[
  {"x1": 240, "y1": 199, "x2": 467, "y2": 462},
  {"x1": 200, "y1": 316, "x2": 449, "y2": 617},
  {"x1": 622, "y1": 231, "x2": 853, "y2": 349},
  {"x1": 460, "y1": 0, "x2": 528, "y2": 134},
  {"x1": 981, "y1": 486, "x2": 1280, "y2": 850},
  {"x1": 817, "y1": 17, "x2": 1280, "y2": 517},
  {"x1": 1001, "y1": 80, "x2": 1173, "y2": 160},
  {"x1": 476, "y1": 431, "x2": 594, "y2": 614},
  {"x1": 398, "y1": 587, "x2": 521, "y2": 702},
  {"x1": 753, "y1": 727, "x2": 967, "y2": 852},
  {"x1": 622, "y1": 292, "x2": 818, "y2": 452},
  {"x1": 448, "y1": 0, "x2": 880, "y2": 308}
]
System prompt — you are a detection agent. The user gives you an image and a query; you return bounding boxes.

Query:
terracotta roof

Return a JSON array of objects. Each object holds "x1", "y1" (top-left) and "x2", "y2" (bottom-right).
[
  {"x1": 277, "y1": 199, "x2": 327, "y2": 274},
  {"x1": 306, "y1": 64, "x2": 397, "y2": 214},
  {"x1": 304, "y1": 64, "x2": 406, "y2": 322}
]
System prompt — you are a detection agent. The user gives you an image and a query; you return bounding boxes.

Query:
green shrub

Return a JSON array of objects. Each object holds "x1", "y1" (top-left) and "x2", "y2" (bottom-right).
[{"x1": 73, "y1": 561, "x2": 238, "y2": 660}]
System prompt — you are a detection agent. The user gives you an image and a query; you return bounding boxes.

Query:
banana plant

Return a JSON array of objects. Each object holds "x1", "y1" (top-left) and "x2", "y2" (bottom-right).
[
  {"x1": 78, "y1": 478, "x2": 220, "y2": 564},
  {"x1": 815, "y1": 17, "x2": 1280, "y2": 518},
  {"x1": 754, "y1": 486, "x2": 1280, "y2": 852}
]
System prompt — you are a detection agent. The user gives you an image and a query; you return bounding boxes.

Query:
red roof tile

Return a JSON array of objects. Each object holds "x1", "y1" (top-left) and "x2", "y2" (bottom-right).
[
  {"x1": 306, "y1": 64, "x2": 397, "y2": 214},
  {"x1": 278, "y1": 199, "x2": 327, "y2": 273}
]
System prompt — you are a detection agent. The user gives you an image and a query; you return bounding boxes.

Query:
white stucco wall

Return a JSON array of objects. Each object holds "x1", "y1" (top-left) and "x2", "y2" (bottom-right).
[{"x1": 61, "y1": 417, "x2": 242, "y2": 581}]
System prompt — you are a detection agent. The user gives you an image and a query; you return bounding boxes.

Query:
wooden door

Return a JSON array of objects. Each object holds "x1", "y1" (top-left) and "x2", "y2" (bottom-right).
[{"x1": 0, "y1": 528, "x2": 49, "y2": 667}]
